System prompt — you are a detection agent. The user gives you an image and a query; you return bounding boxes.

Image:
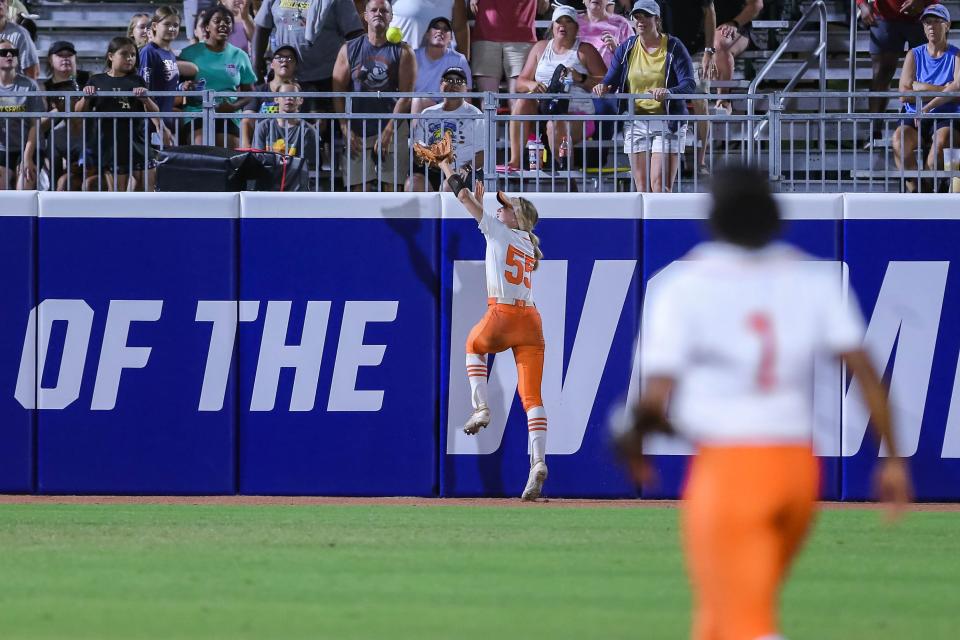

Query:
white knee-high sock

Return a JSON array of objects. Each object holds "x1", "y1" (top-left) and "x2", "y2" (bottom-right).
[
  {"x1": 466, "y1": 354, "x2": 488, "y2": 410},
  {"x1": 527, "y1": 405, "x2": 547, "y2": 463}
]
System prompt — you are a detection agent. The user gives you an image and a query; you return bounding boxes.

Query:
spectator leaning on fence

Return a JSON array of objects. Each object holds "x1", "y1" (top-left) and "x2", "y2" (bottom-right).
[
  {"x1": 391, "y1": 0, "x2": 469, "y2": 55},
  {"x1": 407, "y1": 65, "x2": 483, "y2": 191},
  {"x1": 0, "y1": 39, "x2": 41, "y2": 190},
  {"x1": 180, "y1": 5, "x2": 257, "y2": 147},
  {"x1": 242, "y1": 44, "x2": 299, "y2": 147},
  {"x1": 594, "y1": 0, "x2": 696, "y2": 193},
  {"x1": 140, "y1": 7, "x2": 197, "y2": 147},
  {"x1": 0, "y1": 0, "x2": 37, "y2": 78},
  {"x1": 506, "y1": 5, "x2": 606, "y2": 171},
  {"x1": 858, "y1": 0, "x2": 938, "y2": 122},
  {"x1": 712, "y1": 0, "x2": 761, "y2": 114},
  {"x1": 412, "y1": 16, "x2": 471, "y2": 114},
  {"x1": 893, "y1": 4, "x2": 960, "y2": 191},
  {"x1": 254, "y1": 0, "x2": 363, "y2": 114},
  {"x1": 470, "y1": 0, "x2": 549, "y2": 101},
  {"x1": 20, "y1": 41, "x2": 91, "y2": 191},
  {"x1": 75, "y1": 37, "x2": 161, "y2": 192},
  {"x1": 332, "y1": 0, "x2": 417, "y2": 191},
  {"x1": 252, "y1": 81, "x2": 320, "y2": 166}
]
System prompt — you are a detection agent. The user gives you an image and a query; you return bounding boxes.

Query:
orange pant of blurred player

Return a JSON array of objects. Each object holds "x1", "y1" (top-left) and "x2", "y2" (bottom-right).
[
  {"x1": 683, "y1": 445, "x2": 819, "y2": 640},
  {"x1": 466, "y1": 300, "x2": 544, "y2": 411}
]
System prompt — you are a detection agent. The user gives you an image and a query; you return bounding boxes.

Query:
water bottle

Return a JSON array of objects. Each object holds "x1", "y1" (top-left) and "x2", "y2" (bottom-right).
[
  {"x1": 527, "y1": 135, "x2": 541, "y2": 171},
  {"x1": 558, "y1": 136, "x2": 569, "y2": 171},
  {"x1": 562, "y1": 72, "x2": 574, "y2": 93}
]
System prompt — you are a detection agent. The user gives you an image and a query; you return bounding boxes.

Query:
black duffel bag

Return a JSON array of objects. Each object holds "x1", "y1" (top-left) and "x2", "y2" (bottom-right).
[
  {"x1": 157, "y1": 145, "x2": 248, "y2": 192},
  {"x1": 157, "y1": 146, "x2": 307, "y2": 192}
]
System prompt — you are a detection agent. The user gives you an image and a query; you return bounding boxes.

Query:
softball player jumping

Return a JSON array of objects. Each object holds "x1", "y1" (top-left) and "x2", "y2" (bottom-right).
[
  {"x1": 438, "y1": 158, "x2": 548, "y2": 501},
  {"x1": 618, "y1": 165, "x2": 912, "y2": 640}
]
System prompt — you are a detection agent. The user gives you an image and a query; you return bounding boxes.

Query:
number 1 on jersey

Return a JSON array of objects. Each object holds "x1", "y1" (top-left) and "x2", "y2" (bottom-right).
[{"x1": 747, "y1": 312, "x2": 776, "y2": 391}]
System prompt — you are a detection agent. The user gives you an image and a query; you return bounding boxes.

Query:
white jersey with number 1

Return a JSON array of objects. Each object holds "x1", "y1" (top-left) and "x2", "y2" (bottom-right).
[
  {"x1": 641, "y1": 241, "x2": 865, "y2": 446},
  {"x1": 479, "y1": 212, "x2": 536, "y2": 303}
]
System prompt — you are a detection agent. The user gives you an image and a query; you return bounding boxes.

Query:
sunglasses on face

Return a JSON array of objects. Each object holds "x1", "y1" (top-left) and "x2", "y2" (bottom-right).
[
  {"x1": 442, "y1": 77, "x2": 466, "y2": 85},
  {"x1": 273, "y1": 54, "x2": 295, "y2": 63},
  {"x1": 0, "y1": 49, "x2": 18, "y2": 58}
]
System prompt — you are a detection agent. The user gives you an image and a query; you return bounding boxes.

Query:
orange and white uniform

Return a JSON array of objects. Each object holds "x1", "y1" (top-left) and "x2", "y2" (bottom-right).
[
  {"x1": 641, "y1": 241, "x2": 864, "y2": 640},
  {"x1": 466, "y1": 210, "x2": 547, "y2": 460}
]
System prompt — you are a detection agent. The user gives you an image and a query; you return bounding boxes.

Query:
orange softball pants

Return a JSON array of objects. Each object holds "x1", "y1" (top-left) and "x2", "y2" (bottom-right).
[
  {"x1": 465, "y1": 301, "x2": 545, "y2": 411},
  {"x1": 682, "y1": 444, "x2": 819, "y2": 640}
]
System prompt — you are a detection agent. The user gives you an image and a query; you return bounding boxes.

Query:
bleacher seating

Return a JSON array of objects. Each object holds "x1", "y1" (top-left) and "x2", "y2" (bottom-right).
[{"x1": 15, "y1": 0, "x2": 960, "y2": 192}]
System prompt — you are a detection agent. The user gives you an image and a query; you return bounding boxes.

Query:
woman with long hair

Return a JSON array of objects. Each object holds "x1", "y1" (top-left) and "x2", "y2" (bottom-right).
[
  {"x1": 504, "y1": 5, "x2": 606, "y2": 171},
  {"x1": 593, "y1": 0, "x2": 696, "y2": 192},
  {"x1": 75, "y1": 36, "x2": 160, "y2": 191},
  {"x1": 436, "y1": 156, "x2": 550, "y2": 501}
]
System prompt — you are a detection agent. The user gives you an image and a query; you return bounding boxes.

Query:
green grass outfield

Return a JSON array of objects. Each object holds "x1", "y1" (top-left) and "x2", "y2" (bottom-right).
[{"x1": 0, "y1": 503, "x2": 957, "y2": 639}]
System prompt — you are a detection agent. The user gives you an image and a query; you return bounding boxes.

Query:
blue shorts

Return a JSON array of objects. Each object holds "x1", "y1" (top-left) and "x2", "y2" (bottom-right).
[{"x1": 868, "y1": 19, "x2": 924, "y2": 55}]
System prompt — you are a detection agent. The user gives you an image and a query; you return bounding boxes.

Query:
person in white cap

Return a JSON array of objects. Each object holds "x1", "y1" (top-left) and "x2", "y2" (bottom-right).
[
  {"x1": 503, "y1": 4, "x2": 606, "y2": 171},
  {"x1": 593, "y1": 0, "x2": 697, "y2": 192}
]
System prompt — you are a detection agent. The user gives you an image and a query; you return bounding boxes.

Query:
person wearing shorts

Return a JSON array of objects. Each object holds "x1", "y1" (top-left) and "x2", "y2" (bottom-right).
[
  {"x1": 892, "y1": 4, "x2": 960, "y2": 192},
  {"x1": 470, "y1": 0, "x2": 549, "y2": 102},
  {"x1": 618, "y1": 164, "x2": 912, "y2": 640},
  {"x1": 436, "y1": 156, "x2": 550, "y2": 501},
  {"x1": 711, "y1": 0, "x2": 761, "y2": 113},
  {"x1": 594, "y1": 0, "x2": 696, "y2": 192},
  {"x1": 858, "y1": 0, "x2": 938, "y2": 119},
  {"x1": 332, "y1": 0, "x2": 416, "y2": 190}
]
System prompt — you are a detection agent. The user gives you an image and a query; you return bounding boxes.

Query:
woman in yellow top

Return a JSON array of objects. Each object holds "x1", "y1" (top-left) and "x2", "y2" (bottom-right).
[{"x1": 593, "y1": 0, "x2": 696, "y2": 192}]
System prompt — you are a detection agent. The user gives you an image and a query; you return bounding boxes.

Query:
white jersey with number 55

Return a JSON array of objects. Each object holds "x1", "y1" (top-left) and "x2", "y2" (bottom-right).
[
  {"x1": 641, "y1": 241, "x2": 865, "y2": 446},
  {"x1": 479, "y1": 212, "x2": 536, "y2": 303}
]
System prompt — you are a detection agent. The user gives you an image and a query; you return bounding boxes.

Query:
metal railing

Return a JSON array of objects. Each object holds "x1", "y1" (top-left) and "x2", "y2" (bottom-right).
[
  {"x1": 747, "y1": 0, "x2": 829, "y2": 152},
  {"x1": 1, "y1": 89, "x2": 960, "y2": 194}
]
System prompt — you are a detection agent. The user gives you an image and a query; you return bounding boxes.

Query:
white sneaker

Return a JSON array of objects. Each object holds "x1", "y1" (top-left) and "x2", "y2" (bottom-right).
[
  {"x1": 463, "y1": 406, "x2": 490, "y2": 435},
  {"x1": 521, "y1": 460, "x2": 548, "y2": 501}
]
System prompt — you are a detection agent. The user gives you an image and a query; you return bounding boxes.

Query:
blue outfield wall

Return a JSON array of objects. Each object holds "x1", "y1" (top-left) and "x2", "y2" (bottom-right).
[{"x1": 0, "y1": 191, "x2": 958, "y2": 499}]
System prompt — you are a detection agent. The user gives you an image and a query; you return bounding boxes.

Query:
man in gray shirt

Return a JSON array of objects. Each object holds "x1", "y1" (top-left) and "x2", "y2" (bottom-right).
[
  {"x1": 252, "y1": 0, "x2": 363, "y2": 112},
  {"x1": 0, "y1": 40, "x2": 43, "y2": 189},
  {"x1": 0, "y1": 0, "x2": 38, "y2": 78}
]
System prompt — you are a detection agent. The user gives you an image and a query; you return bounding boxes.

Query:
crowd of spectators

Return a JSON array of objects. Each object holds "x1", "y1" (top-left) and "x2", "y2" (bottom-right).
[{"x1": 0, "y1": 0, "x2": 957, "y2": 192}]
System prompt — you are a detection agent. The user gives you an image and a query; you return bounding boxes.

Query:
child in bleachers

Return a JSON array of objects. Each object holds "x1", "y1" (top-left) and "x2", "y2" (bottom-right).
[{"x1": 76, "y1": 36, "x2": 160, "y2": 191}]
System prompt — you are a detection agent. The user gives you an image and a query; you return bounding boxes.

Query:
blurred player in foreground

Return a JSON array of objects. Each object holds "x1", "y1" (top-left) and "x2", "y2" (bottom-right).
[
  {"x1": 436, "y1": 157, "x2": 548, "y2": 501},
  {"x1": 614, "y1": 164, "x2": 913, "y2": 640}
]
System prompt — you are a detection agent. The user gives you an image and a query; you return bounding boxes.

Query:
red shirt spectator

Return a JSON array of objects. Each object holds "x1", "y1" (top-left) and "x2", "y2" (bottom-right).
[
  {"x1": 857, "y1": 0, "x2": 938, "y2": 23},
  {"x1": 472, "y1": 0, "x2": 539, "y2": 44}
]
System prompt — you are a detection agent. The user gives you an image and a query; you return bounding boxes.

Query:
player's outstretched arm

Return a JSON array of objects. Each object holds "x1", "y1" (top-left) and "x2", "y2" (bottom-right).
[
  {"x1": 438, "y1": 159, "x2": 484, "y2": 221},
  {"x1": 843, "y1": 349, "x2": 913, "y2": 520}
]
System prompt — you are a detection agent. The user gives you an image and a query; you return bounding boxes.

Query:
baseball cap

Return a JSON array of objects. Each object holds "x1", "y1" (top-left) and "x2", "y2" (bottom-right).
[
  {"x1": 552, "y1": 5, "x2": 578, "y2": 22},
  {"x1": 631, "y1": 0, "x2": 661, "y2": 17},
  {"x1": 920, "y1": 4, "x2": 951, "y2": 22},
  {"x1": 48, "y1": 40, "x2": 76, "y2": 56},
  {"x1": 427, "y1": 15, "x2": 453, "y2": 30},
  {"x1": 441, "y1": 66, "x2": 468, "y2": 81},
  {"x1": 271, "y1": 44, "x2": 300, "y2": 63}
]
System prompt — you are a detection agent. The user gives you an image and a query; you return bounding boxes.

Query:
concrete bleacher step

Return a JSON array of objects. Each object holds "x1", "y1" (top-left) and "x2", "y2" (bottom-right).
[{"x1": 34, "y1": 1, "x2": 180, "y2": 23}]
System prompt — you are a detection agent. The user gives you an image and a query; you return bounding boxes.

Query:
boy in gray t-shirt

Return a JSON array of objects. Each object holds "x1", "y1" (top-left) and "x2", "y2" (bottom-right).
[
  {"x1": 0, "y1": 2, "x2": 39, "y2": 78},
  {"x1": 0, "y1": 41, "x2": 43, "y2": 187},
  {"x1": 252, "y1": 82, "x2": 320, "y2": 167}
]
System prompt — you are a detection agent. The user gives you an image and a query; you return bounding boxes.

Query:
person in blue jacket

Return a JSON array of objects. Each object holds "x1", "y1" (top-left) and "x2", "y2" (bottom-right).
[{"x1": 593, "y1": 0, "x2": 696, "y2": 192}]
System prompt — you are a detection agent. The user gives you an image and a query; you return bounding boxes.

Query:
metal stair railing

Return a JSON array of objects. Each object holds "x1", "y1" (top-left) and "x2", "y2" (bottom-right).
[{"x1": 747, "y1": 0, "x2": 829, "y2": 164}]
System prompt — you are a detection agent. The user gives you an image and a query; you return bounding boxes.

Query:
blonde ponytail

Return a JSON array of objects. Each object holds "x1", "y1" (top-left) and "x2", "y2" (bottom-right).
[
  {"x1": 513, "y1": 196, "x2": 543, "y2": 270},
  {"x1": 528, "y1": 229, "x2": 543, "y2": 271}
]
